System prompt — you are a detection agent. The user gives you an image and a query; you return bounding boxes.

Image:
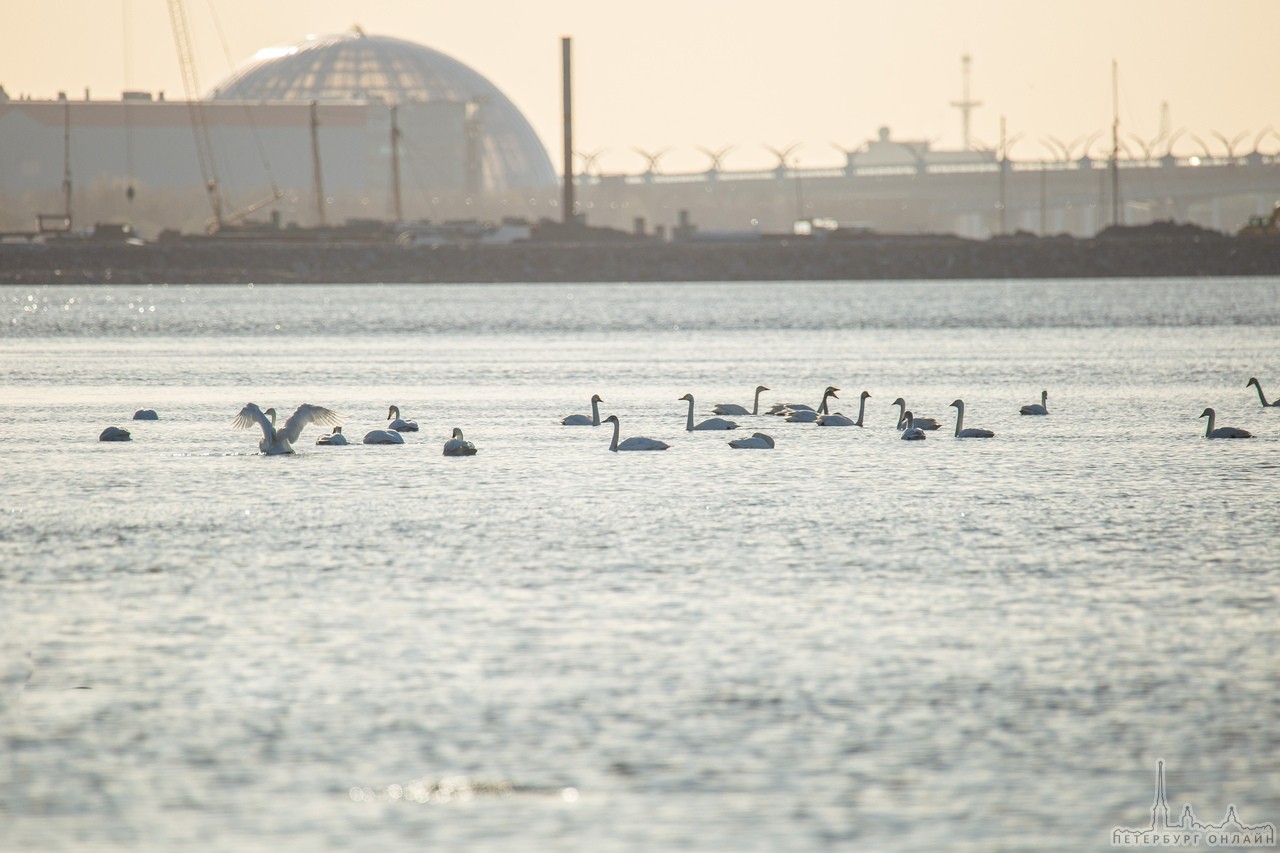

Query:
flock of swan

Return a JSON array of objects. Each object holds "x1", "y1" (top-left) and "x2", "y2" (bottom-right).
[{"x1": 94, "y1": 377, "x2": 1275, "y2": 451}]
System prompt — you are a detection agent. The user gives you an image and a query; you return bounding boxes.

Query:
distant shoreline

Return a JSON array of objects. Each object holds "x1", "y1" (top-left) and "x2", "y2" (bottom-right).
[{"x1": 3, "y1": 231, "x2": 1278, "y2": 284}]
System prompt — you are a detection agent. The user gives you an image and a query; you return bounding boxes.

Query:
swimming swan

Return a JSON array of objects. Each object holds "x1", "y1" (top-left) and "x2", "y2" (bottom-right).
[
  {"x1": 768, "y1": 386, "x2": 839, "y2": 416},
  {"x1": 728, "y1": 432, "x2": 776, "y2": 449},
  {"x1": 900, "y1": 412, "x2": 927, "y2": 441},
  {"x1": 949, "y1": 399, "x2": 995, "y2": 438},
  {"x1": 363, "y1": 429, "x2": 405, "y2": 445},
  {"x1": 680, "y1": 394, "x2": 738, "y2": 430},
  {"x1": 233, "y1": 402, "x2": 342, "y2": 455},
  {"x1": 563, "y1": 394, "x2": 605, "y2": 426},
  {"x1": 714, "y1": 385, "x2": 770, "y2": 416},
  {"x1": 892, "y1": 398, "x2": 939, "y2": 431},
  {"x1": 99, "y1": 426, "x2": 131, "y2": 442},
  {"x1": 1200, "y1": 407, "x2": 1252, "y2": 439},
  {"x1": 443, "y1": 427, "x2": 478, "y2": 456},
  {"x1": 1246, "y1": 378, "x2": 1280, "y2": 408},
  {"x1": 1020, "y1": 390, "x2": 1049, "y2": 416},
  {"x1": 316, "y1": 426, "x2": 349, "y2": 446},
  {"x1": 387, "y1": 405, "x2": 419, "y2": 432},
  {"x1": 603, "y1": 414, "x2": 669, "y2": 451},
  {"x1": 816, "y1": 389, "x2": 868, "y2": 425}
]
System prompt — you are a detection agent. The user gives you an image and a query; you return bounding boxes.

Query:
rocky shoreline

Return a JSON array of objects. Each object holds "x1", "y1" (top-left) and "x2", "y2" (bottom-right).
[{"x1": 3, "y1": 230, "x2": 1278, "y2": 284}]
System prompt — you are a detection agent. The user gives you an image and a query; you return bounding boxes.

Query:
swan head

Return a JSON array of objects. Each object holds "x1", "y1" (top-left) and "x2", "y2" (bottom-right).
[
  {"x1": 861, "y1": 391, "x2": 871, "y2": 400},
  {"x1": 387, "y1": 405, "x2": 400, "y2": 419},
  {"x1": 1246, "y1": 377, "x2": 1259, "y2": 389},
  {"x1": 332, "y1": 426, "x2": 343, "y2": 434},
  {"x1": 756, "y1": 385, "x2": 770, "y2": 393},
  {"x1": 263, "y1": 407, "x2": 277, "y2": 425},
  {"x1": 591, "y1": 394, "x2": 604, "y2": 403},
  {"x1": 949, "y1": 399, "x2": 964, "y2": 409},
  {"x1": 1200, "y1": 407, "x2": 1215, "y2": 419},
  {"x1": 451, "y1": 427, "x2": 465, "y2": 439},
  {"x1": 679, "y1": 393, "x2": 694, "y2": 402},
  {"x1": 603, "y1": 415, "x2": 620, "y2": 425},
  {"x1": 904, "y1": 411, "x2": 915, "y2": 426},
  {"x1": 891, "y1": 397, "x2": 905, "y2": 408},
  {"x1": 824, "y1": 386, "x2": 839, "y2": 395}
]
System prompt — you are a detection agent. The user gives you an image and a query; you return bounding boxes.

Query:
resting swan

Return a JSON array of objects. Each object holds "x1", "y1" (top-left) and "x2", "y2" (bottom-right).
[
  {"x1": 714, "y1": 385, "x2": 770, "y2": 416},
  {"x1": 443, "y1": 427, "x2": 478, "y2": 456},
  {"x1": 316, "y1": 426, "x2": 349, "y2": 446},
  {"x1": 728, "y1": 432, "x2": 775, "y2": 449},
  {"x1": 1246, "y1": 378, "x2": 1280, "y2": 408},
  {"x1": 892, "y1": 398, "x2": 939, "y2": 431},
  {"x1": 680, "y1": 394, "x2": 738, "y2": 430},
  {"x1": 132, "y1": 409, "x2": 159, "y2": 421},
  {"x1": 1200, "y1": 407, "x2": 1252, "y2": 439},
  {"x1": 233, "y1": 402, "x2": 342, "y2": 455},
  {"x1": 363, "y1": 429, "x2": 405, "y2": 445},
  {"x1": 1020, "y1": 390, "x2": 1049, "y2": 416},
  {"x1": 949, "y1": 399, "x2": 995, "y2": 438},
  {"x1": 387, "y1": 405, "x2": 419, "y2": 432},
  {"x1": 562, "y1": 394, "x2": 604, "y2": 426},
  {"x1": 900, "y1": 412, "x2": 927, "y2": 441},
  {"x1": 603, "y1": 414, "x2": 669, "y2": 451},
  {"x1": 99, "y1": 426, "x2": 131, "y2": 442}
]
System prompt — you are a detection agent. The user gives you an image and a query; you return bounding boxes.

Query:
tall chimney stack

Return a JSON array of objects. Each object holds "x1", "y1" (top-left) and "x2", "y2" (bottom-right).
[{"x1": 561, "y1": 37, "x2": 575, "y2": 226}]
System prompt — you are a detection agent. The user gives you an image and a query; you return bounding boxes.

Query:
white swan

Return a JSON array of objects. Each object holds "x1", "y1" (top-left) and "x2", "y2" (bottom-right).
[
  {"x1": 316, "y1": 426, "x2": 349, "y2": 446},
  {"x1": 1200, "y1": 407, "x2": 1252, "y2": 439},
  {"x1": 99, "y1": 426, "x2": 131, "y2": 442},
  {"x1": 892, "y1": 398, "x2": 939, "y2": 431},
  {"x1": 853, "y1": 390, "x2": 871, "y2": 426},
  {"x1": 767, "y1": 386, "x2": 839, "y2": 416},
  {"x1": 680, "y1": 393, "x2": 738, "y2": 430},
  {"x1": 231, "y1": 403, "x2": 324, "y2": 453},
  {"x1": 728, "y1": 432, "x2": 776, "y2": 449},
  {"x1": 949, "y1": 399, "x2": 995, "y2": 438},
  {"x1": 1020, "y1": 390, "x2": 1049, "y2": 416},
  {"x1": 603, "y1": 414, "x2": 669, "y2": 451},
  {"x1": 443, "y1": 427, "x2": 478, "y2": 456},
  {"x1": 562, "y1": 394, "x2": 604, "y2": 426},
  {"x1": 900, "y1": 412, "x2": 926, "y2": 441},
  {"x1": 132, "y1": 409, "x2": 158, "y2": 421},
  {"x1": 714, "y1": 385, "x2": 770, "y2": 416},
  {"x1": 363, "y1": 429, "x2": 405, "y2": 445},
  {"x1": 233, "y1": 402, "x2": 342, "y2": 455},
  {"x1": 1246, "y1": 378, "x2": 1280, "y2": 408},
  {"x1": 817, "y1": 411, "x2": 855, "y2": 426},
  {"x1": 387, "y1": 405, "x2": 419, "y2": 432}
]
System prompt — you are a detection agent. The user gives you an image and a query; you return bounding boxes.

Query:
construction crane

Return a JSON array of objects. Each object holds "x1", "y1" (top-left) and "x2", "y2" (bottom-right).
[{"x1": 166, "y1": 0, "x2": 280, "y2": 233}]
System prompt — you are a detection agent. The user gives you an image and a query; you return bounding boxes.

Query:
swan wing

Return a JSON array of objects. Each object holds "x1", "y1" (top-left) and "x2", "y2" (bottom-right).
[
  {"x1": 562, "y1": 414, "x2": 593, "y2": 425},
  {"x1": 618, "y1": 437, "x2": 669, "y2": 451},
  {"x1": 279, "y1": 404, "x2": 342, "y2": 445},
  {"x1": 713, "y1": 404, "x2": 749, "y2": 416},
  {"x1": 231, "y1": 403, "x2": 266, "y2": 431},
  {"x1": 694, "y1": 417, "x2": 739, "y2": 430}
]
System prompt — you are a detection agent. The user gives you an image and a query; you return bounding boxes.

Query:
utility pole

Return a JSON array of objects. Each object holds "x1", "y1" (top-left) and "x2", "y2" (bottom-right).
[
  {"x1": 1111, "y1": 59, "x2": 1121, "y2": 227},
  {"x1": 950, "y1": 53, "x2": 982, "y2": 150},
  {"x1": 310, "y1": 101, "x2": 326, "y2": 227},
  {"x1": 561, "y1": 37, "x2": 575, "y2": 226},
  {"x1": 390, "y1": 105, "x2": 403, "y2": 223}
]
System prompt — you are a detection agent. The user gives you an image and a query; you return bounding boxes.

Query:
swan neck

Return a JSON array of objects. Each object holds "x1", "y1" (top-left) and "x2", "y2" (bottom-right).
[
  {"x1": 752, "y1": 387, "x2": 762, "y2": 415},
  {"x1": 686, "y1": 397, "x2": 695, "y2": 430},
  {"x1": 610, "y1": 419, "x2": 620, "y2": 451},
  {"x1": 1204, "y1": 411, "x2": 1215, "y2": 437},
  {"x1": 591, "y1": 397, "x2": 600, "y2": 425},
  {"x1": 855, "y1": 395, "x2": 867, "y2": 426},
  {"x1": 1254, "y1": 383, "x2": 1270, "y2": 406},
  {"x1": 954, "y1": 405, "x2": 964, "y2": 436}
]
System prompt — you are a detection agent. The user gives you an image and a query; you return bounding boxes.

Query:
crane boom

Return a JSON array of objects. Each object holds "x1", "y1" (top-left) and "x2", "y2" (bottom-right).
[{"x1": 167, "y1": 0, "x2": 224, "y2": 231}]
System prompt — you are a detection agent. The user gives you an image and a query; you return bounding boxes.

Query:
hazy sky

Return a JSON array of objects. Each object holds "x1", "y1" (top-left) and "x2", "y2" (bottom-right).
[{"x1": 4, "y1": 1, "x2": 1276, "y2": 173}]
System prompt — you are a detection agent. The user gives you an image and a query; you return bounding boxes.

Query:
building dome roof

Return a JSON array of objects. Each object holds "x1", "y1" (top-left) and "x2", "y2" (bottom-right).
[{"x1": 209, "y1": 30, "x2": 556, "y2": 190}]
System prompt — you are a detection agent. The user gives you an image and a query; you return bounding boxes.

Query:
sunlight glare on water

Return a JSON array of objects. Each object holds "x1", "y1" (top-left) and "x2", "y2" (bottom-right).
[{"x1": 1, "y1": 279, "x2": 1278, "y2": 851}]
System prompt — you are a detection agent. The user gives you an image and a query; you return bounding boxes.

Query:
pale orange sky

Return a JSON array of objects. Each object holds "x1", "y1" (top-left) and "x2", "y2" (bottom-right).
[{"x1": 3, "y1": 0, "x2": 1276, "y2": 173}]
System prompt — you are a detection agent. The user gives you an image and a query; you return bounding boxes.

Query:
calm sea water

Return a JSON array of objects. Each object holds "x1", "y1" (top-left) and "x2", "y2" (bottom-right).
[{"x1": 2, "y1": 279, "x2": 1278, "y2": 851}]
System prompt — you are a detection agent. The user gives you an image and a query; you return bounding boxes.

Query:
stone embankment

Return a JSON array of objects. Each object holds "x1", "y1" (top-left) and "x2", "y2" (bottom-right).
[{"x1": 2, "y1": 231, "x2": 1277, "y2": 284}]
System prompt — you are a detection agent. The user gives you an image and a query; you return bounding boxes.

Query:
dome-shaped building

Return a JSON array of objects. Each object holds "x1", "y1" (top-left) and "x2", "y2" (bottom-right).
[{"x1": 210, "y1": 30, "x2": 557, "y2": 193}]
